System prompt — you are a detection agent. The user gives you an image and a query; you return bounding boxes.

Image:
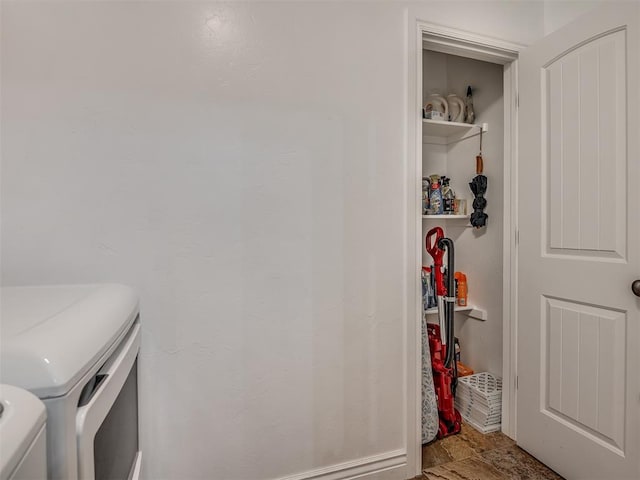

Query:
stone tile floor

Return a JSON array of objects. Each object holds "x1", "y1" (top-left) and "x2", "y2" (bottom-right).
[{"x1": 419, "y1": 424, "x2": 564, "y2": 480}]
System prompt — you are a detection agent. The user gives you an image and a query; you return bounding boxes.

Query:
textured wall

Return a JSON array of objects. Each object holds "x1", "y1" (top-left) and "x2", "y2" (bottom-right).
[
  {"x1": 1, "y1": 2, "x2": 543, "y2": 479},
  {"x1": 543, "y1": 0, "x2": 601, "y2": 35}
]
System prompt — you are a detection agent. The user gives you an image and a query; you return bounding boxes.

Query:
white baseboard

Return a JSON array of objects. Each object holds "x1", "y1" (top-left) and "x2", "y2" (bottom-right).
[
  {"x1": 277, "y1": 449, "x2": 407, "y2": 480},
  {"x1": 129, "y1": 451, "x2": 142, "y2": 480}
]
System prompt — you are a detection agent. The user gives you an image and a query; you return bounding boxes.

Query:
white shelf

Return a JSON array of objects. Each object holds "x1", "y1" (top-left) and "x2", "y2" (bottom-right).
[
  {"x1": 423, "y1": 119, "x2": 476, "y2": 136},
  {"x1": 422, "y1": 120, "x2": 488, "y2": 145},
  {"x1": 425, "y1": 304, "x2": 473, "y2": 315},
  {"x1": 422, "y1": 215, "x2": 469, "y2": 219},
  {"x1": 425, "y1": 304, "x2": 487, "y2": 321}
]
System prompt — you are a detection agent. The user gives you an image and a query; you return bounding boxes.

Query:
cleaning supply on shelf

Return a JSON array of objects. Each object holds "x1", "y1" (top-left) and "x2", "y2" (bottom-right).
[
  {"x1": 422, "y1": 177, "x2": 430, "y2": 214},
  {"x1": 429, "y1": 174, "x2": 443, "y2": 215},
  {"x1": 441, "y1": 177, "x2": 456, "y2": 214},
  {"x1": 454, "y1": 272, "x2": 468, "y2": 306},
  {"x1": 424, "y1": 174, "x2": 460, "y2": 216}
]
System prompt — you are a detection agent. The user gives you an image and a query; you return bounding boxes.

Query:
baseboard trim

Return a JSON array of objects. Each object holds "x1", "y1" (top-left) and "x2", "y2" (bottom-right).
[
  {"x1": 129, "y1": 451, "x2": 142, "y2": 480},
  {"x1": 277, "y1": 449, "x2": 407, "y2": 480}
]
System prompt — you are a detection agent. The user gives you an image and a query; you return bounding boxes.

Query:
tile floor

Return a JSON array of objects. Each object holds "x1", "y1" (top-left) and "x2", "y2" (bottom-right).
[{"x1": 419, "y1": 424, "x2": 564, "y2": 480}]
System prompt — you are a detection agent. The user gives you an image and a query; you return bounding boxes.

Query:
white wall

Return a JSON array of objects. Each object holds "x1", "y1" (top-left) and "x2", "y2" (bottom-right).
[
  {"x1": 544, "y1": 0, "x2": 601, "y2": 35},
  {"x1": 412, "y1": 1, "x2": 543, "y2": 46},
  {"x1": 0, "y1": 2, "x2": 543, "y2": 479}
]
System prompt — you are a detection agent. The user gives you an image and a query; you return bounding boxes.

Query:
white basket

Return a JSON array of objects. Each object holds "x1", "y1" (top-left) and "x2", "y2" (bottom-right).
[
  {"x1": 456, "y1": 398, "x2": 501, "y2": 426},
  {"x1": 455, "y1": 391, "x2": 502, "y2": 414},
  {"x1": 456, "y1": 372, "x2": 502, "y2": 434},
  {"x1": 461, "y1": 415, "x2": 502, "y2": 434},
  {"x1": 457, "y1": 372, "x2": 502, "y2": 405}
]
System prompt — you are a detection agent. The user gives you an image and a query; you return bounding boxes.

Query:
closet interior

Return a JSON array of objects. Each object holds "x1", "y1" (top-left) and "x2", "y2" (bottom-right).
[{"x1": 420, "y1": 47, "x2": 506, "y2": 450}]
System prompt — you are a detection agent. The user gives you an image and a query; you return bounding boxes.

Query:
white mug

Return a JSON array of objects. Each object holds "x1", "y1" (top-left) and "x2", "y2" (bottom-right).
[
  {"x1": 424, "y1": 94, "x2": 449, "y2": 120},
  {"x1": 447, "y1": 94, "x2": 465, "y2": 122}
]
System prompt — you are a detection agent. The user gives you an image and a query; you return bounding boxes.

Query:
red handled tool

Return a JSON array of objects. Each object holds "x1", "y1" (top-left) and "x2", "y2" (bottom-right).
[
  {"x1": 425, "y1": 227, "x2": 461, "y2": 439},
  {"x1": 425, "y1": 227, "x2": 446, "y2": 344},
  {"x1": 425, "y1": 227, "x2": 445, "y2": 296}
]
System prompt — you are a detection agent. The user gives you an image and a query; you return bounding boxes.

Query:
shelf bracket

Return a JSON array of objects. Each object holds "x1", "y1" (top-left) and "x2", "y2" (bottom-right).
[{"x1": 464, "y1": 307, "x2": 487, "y2": 321}]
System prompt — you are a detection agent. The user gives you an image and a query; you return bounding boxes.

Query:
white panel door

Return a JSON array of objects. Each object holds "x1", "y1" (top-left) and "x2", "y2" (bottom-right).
[{"x1": 517, "y1": 3, "x2": 640, "y2": 479}]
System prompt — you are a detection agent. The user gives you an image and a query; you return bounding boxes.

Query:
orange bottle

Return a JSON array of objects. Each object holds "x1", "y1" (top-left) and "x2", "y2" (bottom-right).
[{"x1": 454, "y1": 272, "x2": 468, "y2": 306}]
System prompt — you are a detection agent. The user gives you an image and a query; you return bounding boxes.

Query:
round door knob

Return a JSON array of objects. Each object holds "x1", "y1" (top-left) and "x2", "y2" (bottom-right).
[{"x1": 632, "y1": 280, "x2": 640, "y2": 297}]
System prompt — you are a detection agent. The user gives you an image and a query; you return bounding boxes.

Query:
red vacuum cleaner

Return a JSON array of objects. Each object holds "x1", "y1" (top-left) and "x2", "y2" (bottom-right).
[{"x1": 425, "y1": 227, "x2": 461, "y2": 439}]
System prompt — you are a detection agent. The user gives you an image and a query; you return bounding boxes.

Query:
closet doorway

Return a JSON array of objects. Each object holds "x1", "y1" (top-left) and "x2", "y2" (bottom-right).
[{"x1": 406, "y1": 22, "x2": 520, "y2": 478}]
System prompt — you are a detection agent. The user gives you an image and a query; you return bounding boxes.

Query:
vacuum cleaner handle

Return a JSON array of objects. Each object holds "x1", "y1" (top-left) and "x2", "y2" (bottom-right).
[
  {"x1": 426, "y1": 227, "x2": 446, "y2": 296},
  {"x1": 426, "y1": 227, "x2": 444, "y2": 262}
]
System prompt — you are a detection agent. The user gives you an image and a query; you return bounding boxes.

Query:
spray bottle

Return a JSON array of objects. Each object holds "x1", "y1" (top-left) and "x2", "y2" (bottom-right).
[
  {"x1": 454, "y1": 272, "x2": 468, "y2": 306},
  {"x1": 441, "y1": 177, "x2": 456, "y2": 214},
  {"x1": 429, "y1": 174, "x2": 443, "y2": 215}
]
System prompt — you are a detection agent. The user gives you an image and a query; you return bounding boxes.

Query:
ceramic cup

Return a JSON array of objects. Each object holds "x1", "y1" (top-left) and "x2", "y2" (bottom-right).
[
  {"x1": 447, "y1": 94, "x2": 465, "y2": 122},
  {"x1": 424, "y1": 94, "x2": 449, "y2": 121},
  {"x1": 454, "y1": 198, "x2": 467, "y2": 215}
]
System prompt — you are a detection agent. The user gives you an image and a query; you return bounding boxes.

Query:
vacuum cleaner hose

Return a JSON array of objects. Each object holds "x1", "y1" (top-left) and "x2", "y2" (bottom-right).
[{"x1": 438, "y1": 237, "x2": 456, "y2": 370}]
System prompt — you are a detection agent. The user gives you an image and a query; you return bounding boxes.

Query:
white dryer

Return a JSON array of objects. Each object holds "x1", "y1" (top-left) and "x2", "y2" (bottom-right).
[
  {"x1": 0, "y1": 384, "x2": 47, "y2": 480},
  {"x1": 0, "y1": 284, "x2": 141, "y2": 480}
]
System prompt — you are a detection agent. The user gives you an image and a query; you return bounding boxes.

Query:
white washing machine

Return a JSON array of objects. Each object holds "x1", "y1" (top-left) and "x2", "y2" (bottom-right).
[
  {"x1": 0, "y1": 284, "x2": 141, "y2": 480},
  {"x1": 0, "y1": 384, "x2": 47, "y2": 480}
]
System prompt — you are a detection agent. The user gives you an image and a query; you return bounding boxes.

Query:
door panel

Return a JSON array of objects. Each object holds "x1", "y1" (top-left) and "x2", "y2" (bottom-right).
[
  {"x1": 545, "y1": 30, "x2": 626, "y2": 258},
  {"x1": 544, "y1": 297, "x2": 626, "y2": 452},
  {"x1": 517, "y1": 3, "x2": 639, "y2": 479}
]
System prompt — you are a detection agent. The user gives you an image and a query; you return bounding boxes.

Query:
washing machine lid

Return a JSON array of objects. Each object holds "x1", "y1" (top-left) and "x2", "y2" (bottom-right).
[
  {"x1": 0, "y1": 284, "x2": 139, "y2": 398},
  {"x1": 0, "y1": 384, "x2": 47, "y2": 480}
]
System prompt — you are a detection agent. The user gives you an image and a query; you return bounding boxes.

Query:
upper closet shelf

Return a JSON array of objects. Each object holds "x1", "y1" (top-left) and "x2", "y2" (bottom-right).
[{"x1": 422, "y1": 120, "x2": 488, "y2": 145}]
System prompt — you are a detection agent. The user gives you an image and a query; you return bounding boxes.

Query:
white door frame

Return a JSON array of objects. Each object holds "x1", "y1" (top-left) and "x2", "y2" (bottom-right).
[{"x1": 405, "y1": 19, "x2": 523, "y2": 477}]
